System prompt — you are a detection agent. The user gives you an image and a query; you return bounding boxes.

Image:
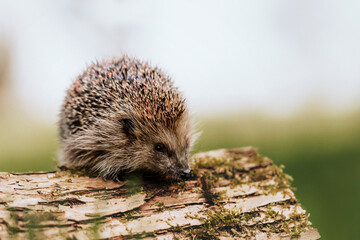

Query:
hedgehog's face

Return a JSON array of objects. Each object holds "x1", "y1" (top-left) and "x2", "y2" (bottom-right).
[
  {"x1": 144, "y1": 118, "x2": 193, "y2": 181},
  {"x1": 150, "y1": 139, "x2": 191, "y2": 181},
  {"x1": 122, "y1": 114, "x2": 193, "y2": 181}
]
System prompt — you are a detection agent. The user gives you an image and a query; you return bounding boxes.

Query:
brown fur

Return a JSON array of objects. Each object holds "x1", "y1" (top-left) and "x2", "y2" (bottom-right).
[{"x1": 59, "y1": 56, "x2": 196, "y2": 180}]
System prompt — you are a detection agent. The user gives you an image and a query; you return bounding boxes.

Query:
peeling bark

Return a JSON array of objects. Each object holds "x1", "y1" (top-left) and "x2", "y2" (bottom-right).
[{"x1": 0, "y1": 147, "x2": 320, "y2": 239}]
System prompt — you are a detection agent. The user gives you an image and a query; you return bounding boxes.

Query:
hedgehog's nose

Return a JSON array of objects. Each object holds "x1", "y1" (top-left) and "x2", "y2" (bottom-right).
[{"x1": 180, "y1": 169, "x2": 192, "y2": 181}]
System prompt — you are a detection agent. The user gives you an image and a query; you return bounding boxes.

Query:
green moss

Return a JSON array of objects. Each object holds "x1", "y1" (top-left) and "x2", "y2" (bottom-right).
[
  {"x1": 154, "y1": 201, "x2": 166, "y2": 212},
  {"x1": 124, "y1": 229, "x2": 155, "y2": 239},
  {"x1": 192, "y1": 156, "x2": 233, "y2": 170},
  {"x1": 171, "y1": 181, "x2": 187, "y2": 193},
  {"x1": 191, "y1": 149, "x2": 295, "y2": 204},
  {"x1": 183, "y1": 207, "x2": 261, "y2": 239},
  {"x1": 178, "y1": 201, "x2": 311, "y2": 239},
  {"x1": 24, "y1": 212, "x2": 51, "y2": 240},
  {"x1": 6, "y1": 209, "x2": 65, "y2": 239},
  {"x1": 7, "y1": 211, "x2": 22, "y2": 236},
  {"x1": 88, "y1": 215, "x2": 103, "y2": 239},
  {"x1": 56, "y1": 166, "x2": 98, "y2": 178},
  {"x1": 200, "y1": 173, "x2": 224, "y2": 205},
  {"x1": 124, "y1": 173, "x2": 143, "y2": 196},
  {"x1": 166, "y1": 223, "x2": 184, "y2": 233},
  {"x1": 121, "y1": 210, "x2": 140, "y2": 222}
]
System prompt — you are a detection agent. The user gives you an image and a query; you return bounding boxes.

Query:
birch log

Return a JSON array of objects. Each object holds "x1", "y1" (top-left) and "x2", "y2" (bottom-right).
[{"x1": 0, "y1": 147, "x2": 320, "y2": 239}]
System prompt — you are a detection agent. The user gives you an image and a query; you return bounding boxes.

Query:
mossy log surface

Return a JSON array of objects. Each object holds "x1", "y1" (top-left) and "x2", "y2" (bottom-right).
[{"x1": 0, "y1": 147, "x2": 320, "y2": 239}]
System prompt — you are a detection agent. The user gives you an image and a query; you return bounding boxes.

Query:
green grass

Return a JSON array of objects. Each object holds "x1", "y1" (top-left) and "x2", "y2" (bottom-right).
[
  {"x1": 0, "y1": 109, "x2": 359, "y2": 240},
  {"x1": 0, "y1": 115, "x2": 58, "y2": 172}
]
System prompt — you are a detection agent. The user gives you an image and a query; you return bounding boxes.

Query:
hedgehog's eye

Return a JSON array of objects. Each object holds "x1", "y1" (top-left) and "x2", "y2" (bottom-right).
[{"x1": 154, "y1": 143, "x2": 165, "y2": 153}]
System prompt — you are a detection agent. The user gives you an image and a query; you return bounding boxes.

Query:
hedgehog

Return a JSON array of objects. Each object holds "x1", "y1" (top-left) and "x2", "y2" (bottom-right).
[{"x1": 58, "y1": 56, "x2": 196, "y2": 181}]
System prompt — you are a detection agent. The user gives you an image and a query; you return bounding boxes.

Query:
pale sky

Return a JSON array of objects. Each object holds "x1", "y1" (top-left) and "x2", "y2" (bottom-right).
[{"x1": 0, "y1": 0, "x2": 359, "y2": 122}]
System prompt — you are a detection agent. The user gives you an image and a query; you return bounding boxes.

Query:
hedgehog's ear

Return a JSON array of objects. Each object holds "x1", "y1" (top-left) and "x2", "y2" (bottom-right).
[{"x1": 122, "y1": 118, "x2": 136, "y2": 140}]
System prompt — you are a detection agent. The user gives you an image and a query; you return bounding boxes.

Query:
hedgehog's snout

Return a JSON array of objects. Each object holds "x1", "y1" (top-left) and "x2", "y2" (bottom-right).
[{"x1": 180, "y1": 168, "x2": 192, "y2": 181}]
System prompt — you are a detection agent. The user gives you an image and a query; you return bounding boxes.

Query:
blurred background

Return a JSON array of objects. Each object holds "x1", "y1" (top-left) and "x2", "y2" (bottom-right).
[{"x1": 0, "y1": 0, "x2": 359, "y2": 239}]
